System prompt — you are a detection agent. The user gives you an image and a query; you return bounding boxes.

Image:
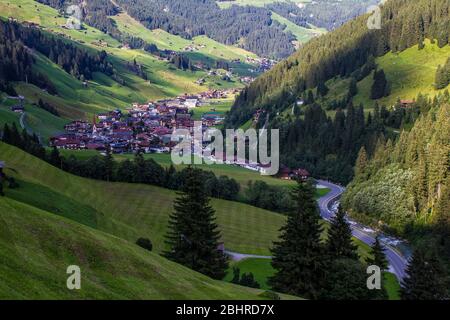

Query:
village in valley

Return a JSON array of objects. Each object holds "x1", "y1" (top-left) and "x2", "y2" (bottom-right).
[
  {"x1": 47, "y1": 87, "x2": 311, "y2": 180},
  {"x1": 50, "y1": 88, "x2": 237, "y2": 153}
]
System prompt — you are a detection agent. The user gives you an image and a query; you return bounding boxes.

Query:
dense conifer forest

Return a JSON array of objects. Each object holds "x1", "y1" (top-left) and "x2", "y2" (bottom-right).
[
  {"x1": 0, "y1": 19, "x2": 114, "y2": 91},
  {"x1": 343, "y1": 100, "x2": 449, "y2": 279},
  {"x1": 229, "y1": 0, "x2": 450, "y2": 121}
]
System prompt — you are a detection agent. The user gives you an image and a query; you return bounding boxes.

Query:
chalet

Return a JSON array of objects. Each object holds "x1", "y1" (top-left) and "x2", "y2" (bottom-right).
[
  {"x1": 11, "y1": 105, "x2": 24, "y2": 113},
  {"x1": 64, "y1": 120, "x2": 91, "y2": 134},
  {"x1": 292, "y1": 168, "x2": 310, "y2": 181},
  {"x1": 51, "y1": 134, "x2": 83, "y2": 150},
  {"x1": 184, "y1": 99, "x2": 198, "y2": 109},
  {"x1": 279, "y1": 167, "x2": 291, "y2": 180},
  {"x1": 85, "y1": 142, "x2": 106, "y2": 151},
  {"x1": 399, "y1": 100, "x2": 415, "y2": 108}
]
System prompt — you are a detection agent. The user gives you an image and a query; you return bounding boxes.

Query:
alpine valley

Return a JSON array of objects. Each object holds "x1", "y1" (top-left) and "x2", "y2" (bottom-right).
[{"x1": 0, "y1": 0, "x2": 448, "y2": 301}]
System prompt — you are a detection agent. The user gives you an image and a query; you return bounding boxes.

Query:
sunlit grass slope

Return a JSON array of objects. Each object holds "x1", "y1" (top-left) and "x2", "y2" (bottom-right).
[{"x1": 0, "y1": 197, "x2": 299, "y2": 299}]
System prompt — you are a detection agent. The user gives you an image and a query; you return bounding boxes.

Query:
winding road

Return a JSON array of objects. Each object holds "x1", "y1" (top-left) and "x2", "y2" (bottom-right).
[
  {"x1": 317, "y1": 180, "x2": 408, "y2": 281},
  {"x1": 226, "y1": 179, "x2": 409, "y2": 281}
]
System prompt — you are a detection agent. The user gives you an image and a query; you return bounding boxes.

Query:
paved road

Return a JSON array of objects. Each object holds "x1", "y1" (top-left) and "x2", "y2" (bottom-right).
[
  {"x1": 227, "y1": 180, "x2": 409, "y2": 281},
  {"x1": 317, "y1": 180, "x2": 408, "y2": 280}
]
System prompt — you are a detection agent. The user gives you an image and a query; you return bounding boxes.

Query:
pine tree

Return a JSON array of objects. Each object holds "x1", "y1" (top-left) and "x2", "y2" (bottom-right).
[
  {"x1": 354, "y1": 146, "x2": 368, "y2": 178},
  {"x1": 347, "y1": 77, "x2": 358, "y2": 101},
  {"x1": 164, "y1": 167, "x2": 228, "y2": 279},
  {"x1": 366, "y1": 236, "x2": 388, "y2": 271},
  {"x1": 401, "y1": 248, "x2": 448, "y2": 300},
  {"x1": 231, "y1": 267, "x2": 240, "y2": 284},
  {"x1": 326, "y1": 205, "x2": 359, "y2": 260},
  {"x1": 104, "y1": 144, "x2": 114, "y2": 182},
  {"x1": 371, "y1": 69, "x2": 389, "y2": 100},
  {"x1": 317, "y1": 81, "x2": 329, "y2": 97},
  {"x1": 320, "y1": 258, "x2": 375, "y2": 300},
  {"x1": 269, "y1": 180, "x2": 326, "y2": 299},
  {"x1": 2, "y1": 124, "x2": 11, "y2": 144},
  {"x1": 49, "y1": 146, "x2": 62, "y2": 169}
]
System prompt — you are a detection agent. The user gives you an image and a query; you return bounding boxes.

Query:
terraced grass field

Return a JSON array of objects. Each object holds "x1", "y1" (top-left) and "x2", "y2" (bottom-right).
[{"x1": 0, "y1": 197, "x2": 300, "y2": 299}]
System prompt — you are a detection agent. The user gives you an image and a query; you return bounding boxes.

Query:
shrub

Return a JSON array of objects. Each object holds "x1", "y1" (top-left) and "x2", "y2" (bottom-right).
[{"x1": 136, "y1": 238, "x2": 153, "y2": 251}]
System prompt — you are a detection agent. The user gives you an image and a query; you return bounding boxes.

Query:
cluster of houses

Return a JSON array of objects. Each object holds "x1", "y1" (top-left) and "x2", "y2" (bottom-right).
[{"x1": 49, "y1": 90, "x2": 233, "y2": 153}]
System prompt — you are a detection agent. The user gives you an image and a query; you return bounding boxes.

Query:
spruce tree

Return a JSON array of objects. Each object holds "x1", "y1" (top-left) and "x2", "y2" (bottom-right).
[
  {"x1": 269, "y1": 180, "x2": 325, "y2": 299},
  {"x1": 317, "y1": 81, "x2": 329, "y2": 97},
  {"x1": 371, "y1": 69, "x2": 389, "y2": 100},
  {"x1": 326, "y1": 205, "x2": 359, "y2": 260},
  {"x1": 103, "y1": 144, "x2": 114, "y2": 182},
  {"x1": 366, "y1": 235, "x2": 388, "y2": 271},
  {"x1": 49, "y1": 146, "x2": 62, "y2": 169},
  {"x1": 401, "y1": 248, "x2": 448, "y2": 300},
  {"x1": 355, "y1": 146, "x2": 368, "y2": 178},
  {"x1": 2, "y1": 124, "x2": 11, "y2": 144},
  {"x1": 320, "y1": 259, "x2": 375, "y2": 300},
  {"x1": 164, "y1": 167, "x2": 228, "y2": 279},
  {"x1": 347, "y1": 77, "x2": 358, "y2": 101}
]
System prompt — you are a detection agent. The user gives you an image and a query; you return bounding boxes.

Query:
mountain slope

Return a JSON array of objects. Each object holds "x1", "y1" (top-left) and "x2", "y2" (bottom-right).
[
  {"x1": 342, "y1": 103, "x2": 450, "y2": 233},
  {"x1": 228, "y1": 0, "x2": 450, "y2": 125},
  {"x1": 0, "y1": 142, "x2": 285, "y2": 256},
  {"x1": 0, "y1": 197, "x2": 294, "y2": 299},
  {"x1": 0, "y1": 0, "x2": 244, "y2": 116}
]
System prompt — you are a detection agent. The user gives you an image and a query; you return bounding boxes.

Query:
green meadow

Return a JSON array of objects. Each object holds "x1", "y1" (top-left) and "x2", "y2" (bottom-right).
[
  {"x1": 313, "y1": 40, "x2": 450, "y2": 115},
  {"x1": 0, "y1": 196, "x2": 301, "y2": 299}
]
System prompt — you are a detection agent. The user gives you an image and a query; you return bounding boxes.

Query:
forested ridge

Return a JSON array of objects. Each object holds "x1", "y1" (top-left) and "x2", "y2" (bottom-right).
[
  {"x1": 0, "y1": 18, "x2": 115, "y2": 93},
  {"x1": 36, "y1": 0, "x2": 296, "y2": 58},
  {"x1": 267, "y1": 0, "x2": 378, "y2": 31},
  {"x1": 342, "y1": 100, "x2": 449, "y2": 273},
  {"x1": 224, "y1": 0, "x2": 450, "y2": 183},
  {"x1": 229, "y1": 0, "x2": 450, "y2": 123},
  {"x1": 114, "y1": 0, "x2": 296, "y2": 59},
  {"x1": 0, "y1": 20, "x2": 56, "y2": 95}
]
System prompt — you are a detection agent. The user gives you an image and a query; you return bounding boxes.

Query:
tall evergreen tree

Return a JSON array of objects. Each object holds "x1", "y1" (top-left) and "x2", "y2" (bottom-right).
[
  {"x1": 371, "y1": 69, "x2": 389, "y2": 100},
  {"x1": 366, "y1": 235, "x2": 388, "y2": 271},
  {"x1": 347, "y1": 77, "x2": 358, "y2": 101},
  {"x1": 2, "y1": 124, "x2": 11, "y2": 144},
  {"x1": 401, "y1": 248, "x2": 448, "y2": 300},
  {"x1": 320, "y1": 258, "x2": 375, "y2": 300},
  {"x1": 269, "y1": 180, "x2": 326, "y2": 299},
  {"x1": 49, "y1": 146, "x2": 62, "y2": 169},
  {"x1": 317, "y1": 81, "x2": 329, "y2": 97},
  {"x1": 164, "y1": 167, "x2": 228, "y2": 279},
  {"x1": 354, "y1": 146, "x2": 368, "y2": 178},
  {"x1": 103, "y1": 144, "x2": 114, "y2": 182},
  {"x1": 326, "y1": 205, "x2": 359, "y2": 260}
]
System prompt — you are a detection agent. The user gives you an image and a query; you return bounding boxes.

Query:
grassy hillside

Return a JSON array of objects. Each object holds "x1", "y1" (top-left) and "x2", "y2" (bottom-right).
[
  {"x1": 0, "y1": 94, "x2": 67, "y2": 143},
  {"x1": 216, "y1": 0, "x2": 310, "y2": 9},
  {"x1": 0, "y1": 197, "x2": 298, "y2": 299},
  {"x1": 0, "y1": 142, "x2": 285, "y2": 255},
  {"x1": 113, "y1": 12, "x2": 258, "y2": 61},
  {"x1": 291, "y1": 40, "x2": 450, "y2": 117},
  {"x1": 0, "y1": 0, "x2": 242, "y2": 118},
  {"x1": 217, "y1": 0, "x2": 324, "y2": 45}
]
